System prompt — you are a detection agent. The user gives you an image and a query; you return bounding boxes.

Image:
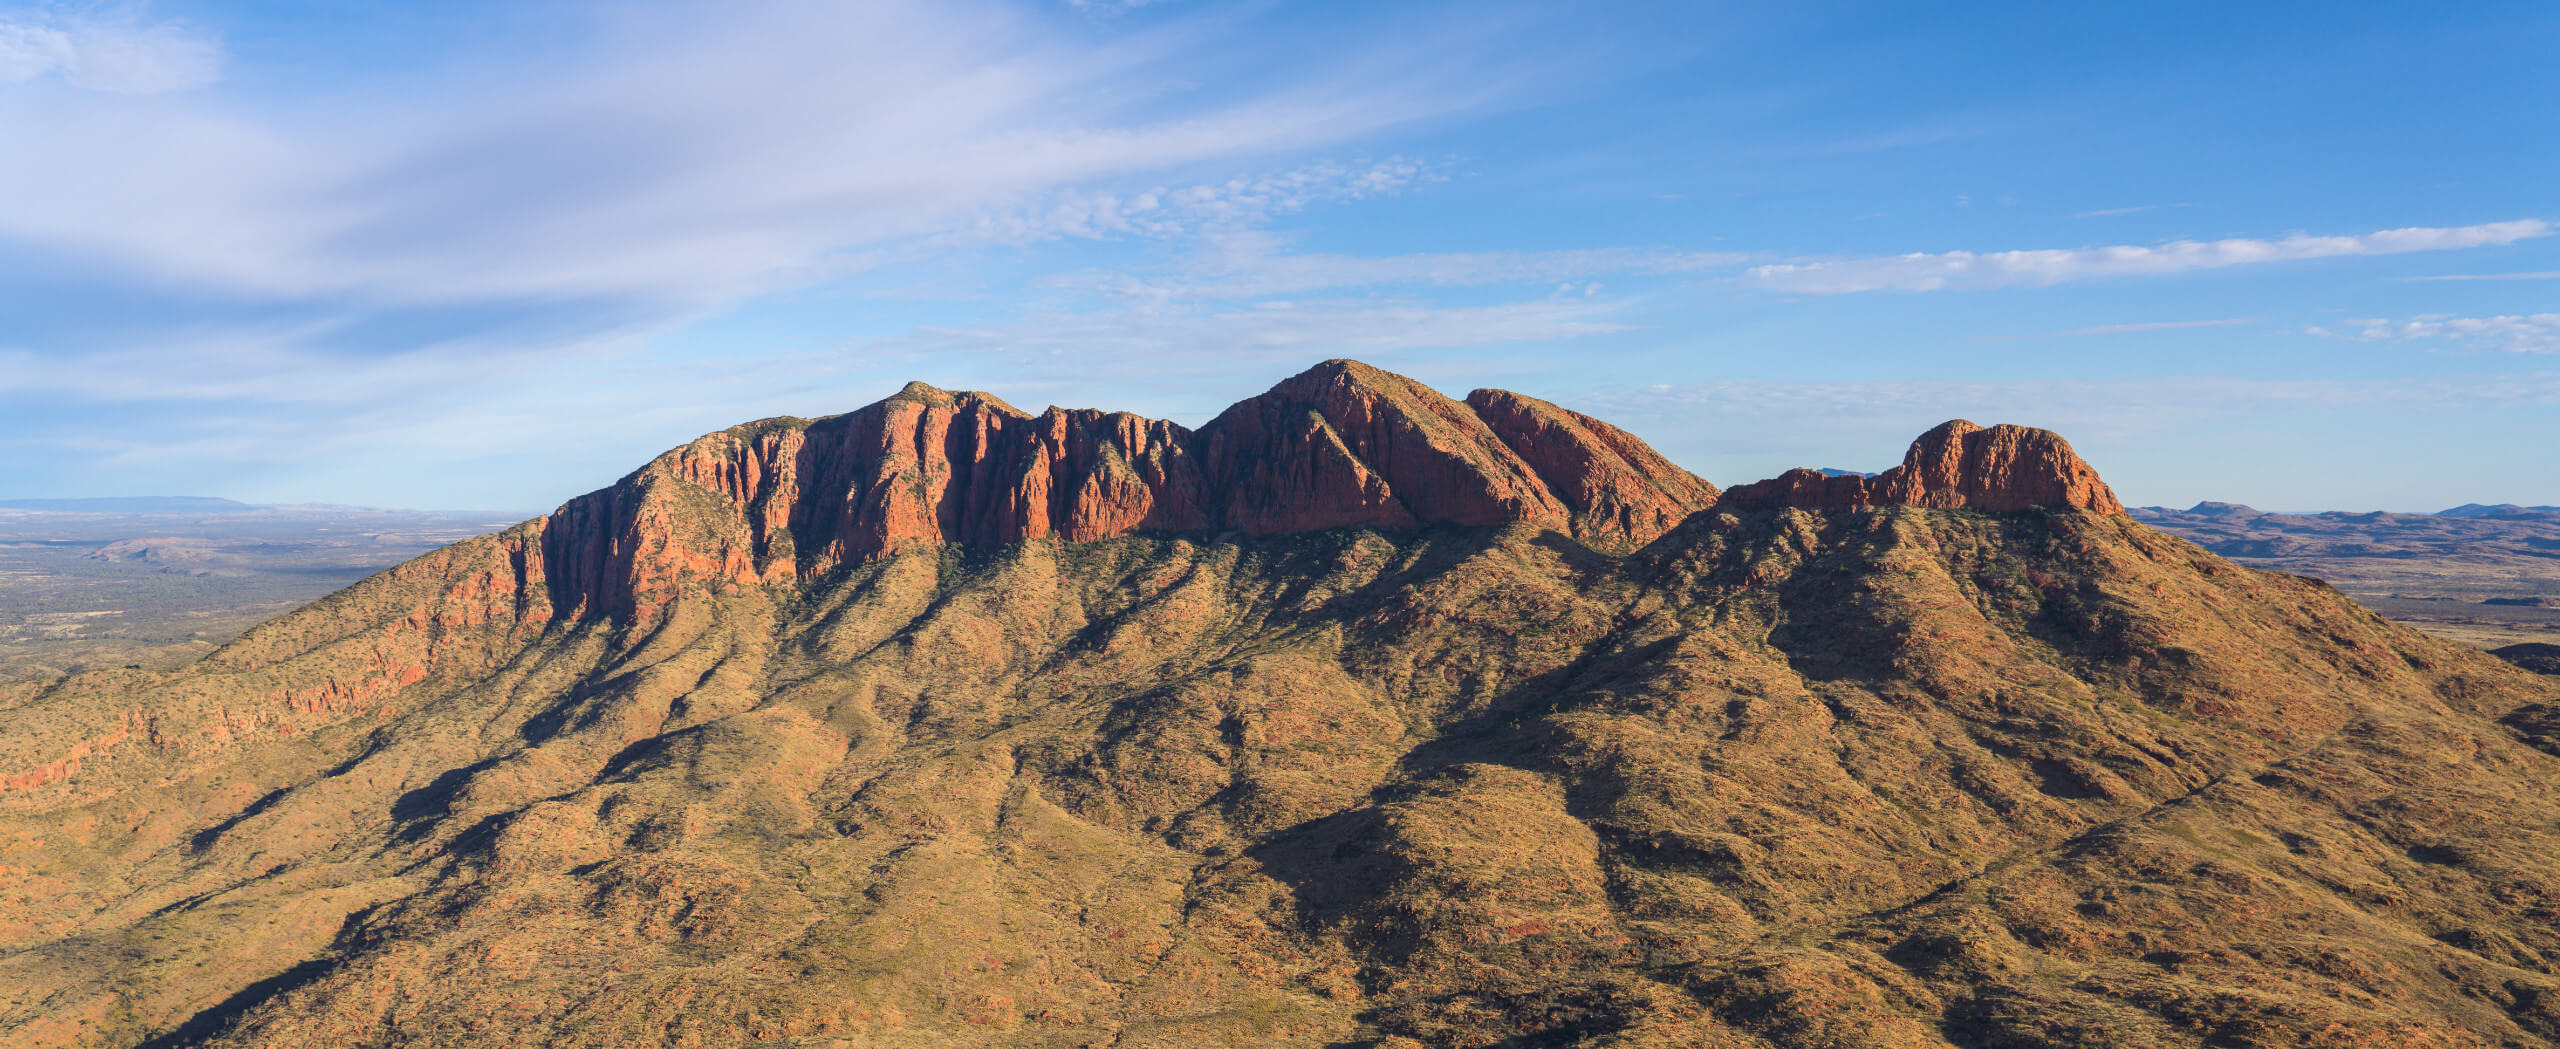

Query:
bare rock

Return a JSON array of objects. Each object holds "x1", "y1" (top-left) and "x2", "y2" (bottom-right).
[{"x1": 1723, "y1": 419, "x2": 2123, "y2": 515}]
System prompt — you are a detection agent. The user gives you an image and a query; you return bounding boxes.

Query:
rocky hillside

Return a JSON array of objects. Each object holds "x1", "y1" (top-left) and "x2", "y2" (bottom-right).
[
  {"x1": 535, "y1": 359, "x2": 1715, "y2": 623},
  {"x1": 2, "y1": 361, "x2": 2554, "y2": 1049}
]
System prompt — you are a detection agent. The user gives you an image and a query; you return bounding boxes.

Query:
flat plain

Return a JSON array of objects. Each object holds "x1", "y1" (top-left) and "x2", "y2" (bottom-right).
[
  {"x1": 2132, "y1": 503, "x2": 2560, "y2": 650},
  {"x1": 0, "y1": 503, "x2": 526, "y2": 681}
]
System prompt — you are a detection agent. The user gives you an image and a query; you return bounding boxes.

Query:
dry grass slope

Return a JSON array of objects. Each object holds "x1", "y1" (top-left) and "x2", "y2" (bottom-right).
[{"x1": 3, "y1": 499, "x2": 2555, "y2": 1048}]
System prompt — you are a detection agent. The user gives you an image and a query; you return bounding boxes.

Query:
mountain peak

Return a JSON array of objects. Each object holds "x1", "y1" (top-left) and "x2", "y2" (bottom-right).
[
  {"x1": 1722, "y1": 418, "x2": 2123, "y2": 514},
  {"x1": 884, "y1": 379, "x2": 1027, "y2": 417},
  {"x1": 518, "y1": 365, "x2": 2142, "y2": 626},
  {"x1": 2187, "y1": 500, "x2": 2265, "y2": 517},
  {"x1": 537, "y1": 360, "x2": 1719, "y2": 623},
  {"x1": 1294, "y1": 356, "x2": 1398, "y2": 383}
]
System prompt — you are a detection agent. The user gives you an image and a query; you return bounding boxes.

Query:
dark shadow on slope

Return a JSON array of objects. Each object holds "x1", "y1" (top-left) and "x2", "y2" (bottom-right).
[
  {"x1": 388, "y1": 756, "x2": 510, "y2": 843},
  {"x1": 131, "y1": 905, "x2": 366, "y2": 1049},
  {"x1": 186, "y1": 786, "x2": 293, "y2": 853},
  {"x1": 132, "y1": 956, "x2": 334, "y2": 1048},
  {"x1": 191, "y1": 729, "x2": 403, "y2": 853},
  {"x1": 2504, "y1": 703, "x2": 2560, "y2": 757}
]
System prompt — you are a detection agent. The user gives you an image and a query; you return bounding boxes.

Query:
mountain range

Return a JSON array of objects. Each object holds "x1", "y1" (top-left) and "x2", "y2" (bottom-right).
[{"x1": 2, "y1": 360, "x2": 2554, "y2": 1049}]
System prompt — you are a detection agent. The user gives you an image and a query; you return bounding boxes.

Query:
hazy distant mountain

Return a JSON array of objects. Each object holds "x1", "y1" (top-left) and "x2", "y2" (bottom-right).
[
  {"x1": 2, "y1": 362, "x2": 2554, "y2": 1049},
  {"x1": 0, "y1": 503, "x2": 537, "y2": 682},
  {"x1": 0, "y1": 496, "x2": 260, "y2": 514},
  {"x1": 2441, "y1": 502, "x2": 2560, "y2": 518},
  {"x1": 2132, "y1": 501, "x2": 2560, "y2": 569},
  {"x1": 2133, "y1": 502, "x2": 2560, "y2": 521}
]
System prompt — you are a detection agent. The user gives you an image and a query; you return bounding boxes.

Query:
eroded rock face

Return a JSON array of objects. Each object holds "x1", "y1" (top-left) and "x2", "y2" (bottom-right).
[
  {"x1": 1723, "y1": 419, "x2": 2124, "y2": 515},
  {"x1": 479, "y1": 374, "x2": 2133, "y2": 626},
  {"x1": 530, "y1": 360, "x2": 1723, "y2": 621},
  {"x1": 1202, "y1": 360, "x2": 1570, "y2": 536},
  {"x1": 1465, "y1": 387, "x2": 1724, "y2": 552}
]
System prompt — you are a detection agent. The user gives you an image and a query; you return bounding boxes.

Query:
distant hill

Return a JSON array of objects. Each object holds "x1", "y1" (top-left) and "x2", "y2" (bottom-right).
[
  {"x1": 2133, "y1": 502, "x2": 2560, "y2": 572},
  {"x1": 2134, "y1": 501, "x2": 2560, "y2": 649},
  {"x1": 0, "y1": 496, "x2": 260, "y2": 514},
  {"x1": 2441, "y1": 502, "x2": 2560, "y2": 517},
  {"x1": 2494, "y1": 642, "x2": 2560, "y2": 674},
  {"x1": 2133, "y1": 503, "x2": 2560, "y2": 521}
]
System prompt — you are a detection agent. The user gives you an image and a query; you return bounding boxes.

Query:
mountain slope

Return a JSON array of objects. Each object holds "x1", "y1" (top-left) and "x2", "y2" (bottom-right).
[{"x1": 1, "y1": 362, "x2": 2554, "y2": 1049}]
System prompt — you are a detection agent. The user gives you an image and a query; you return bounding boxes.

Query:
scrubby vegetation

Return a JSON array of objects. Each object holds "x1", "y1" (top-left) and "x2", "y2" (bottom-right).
[{"x1": 3, "y1": 506, "x2": 2555, "y2": 1047}]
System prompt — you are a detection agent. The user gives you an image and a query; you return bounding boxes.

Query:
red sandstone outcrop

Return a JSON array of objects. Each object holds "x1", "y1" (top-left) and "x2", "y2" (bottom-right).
[
  {"x1": 0, "y1": 711, "x2": 140, "y2": 793},
  {"x1": 1201, "y1": 361, "x2": 1573, "y2": 535},
  {"x1": 516, "y1": 360, "x2": 1725, "y2": 622},
  {"x1": 1464, "y1": 387, "x2": 1722, "y2": 550},
  {"x1": 1722, "y1": 419, "x2": 2124, "y2": 515},
  {"x1": 495, "y1": 371, "x2": 2122, "y2": 627}
]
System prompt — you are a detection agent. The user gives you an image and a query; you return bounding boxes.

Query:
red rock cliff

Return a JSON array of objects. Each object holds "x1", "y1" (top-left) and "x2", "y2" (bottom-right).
[
  {"x1": 527, "y1": 360, "x2": 1721, "y2": 621},
  {"x1": 1464, "y1": 387, "x2": 1723, "y2": 552},
  {"x1": 1721, "y1": 419, "x2": 2124, "y2": 515}
]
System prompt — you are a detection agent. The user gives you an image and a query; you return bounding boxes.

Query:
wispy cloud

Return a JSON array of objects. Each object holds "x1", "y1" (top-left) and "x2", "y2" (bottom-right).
[
  {"x1": 0, "y1": 0, "x2": 1485, "y2": 311},
  {"x1": 0, "y1": 291, "x2": 1634, "y2": 500},
  {"x1": 964, "y1": 158, "x2": 1448, "y2": 243},
  {"x1": 879, "y1": 296, "x2": 1635, "y2": 375},
  {"x1": 1742, "y1": 219, "x2": 2552, "y2": 294},
  {"x1": 1045, "y1": 231, "x2": 1749, "y2": 303},
  {"x1": 0, "y1": 0, "x2": 1545, "y2": 504},
  {"x1": 1967, "y1": 317, "x2": 2256, "y2": 341},
  {"x1": 2308, "y1": 313, "x2": 2560, "y2": 355},
  {"x1": 2401, "y1": 271, "x2": 2560, "y2": 282},
  {"x1": 0, "y1": 8, "x2": 220, "y2": 93}
]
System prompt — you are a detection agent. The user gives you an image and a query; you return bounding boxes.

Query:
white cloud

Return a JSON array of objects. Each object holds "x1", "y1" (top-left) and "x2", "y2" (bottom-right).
[
  {"x1": 0, "y1": 1, "x2": 1638, "y2": 505},
  {"x1": 965, "y1": 157, "x2": 1448, "y2": 243},
  {"x1": 2310, "y1": 313, "x2": 2560, "y2": 355},
  {"x1": 8, "y1": 289, "x2": 1600, "y2": 416},
  {"x1": 0, "y1": 324, "x2": 603, "y2": 405},
  {"x1": 880, "y1": 296, "x2": 1634, "y2": 374},
  {"x1": 0, "y1": 10, "x2": 220, "y2": 93},
  {"x1": 0, "y1": 290, "x2": 1631, "y2": 505},
  {"x1": 1742, "y1": 219, "x2": 2553, "y2": 294},
  {"x1": 0, "y1": 0, "x2": 1485, "y2": 310},
  {"x1": 1044, "y1": 231, "x2": 1750, "y2": 303}
]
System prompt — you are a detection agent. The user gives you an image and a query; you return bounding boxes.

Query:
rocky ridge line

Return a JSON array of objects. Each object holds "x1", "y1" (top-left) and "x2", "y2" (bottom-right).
[
  {"x1": 373, "y1": 363, "x2": 2127, "y2": 628},
  {"x1": 1721, "y1": 418, "x2": 2124, "y2": 515},
  {"x1": 528, "y1": 360, "x2": 1726, "y2": 621}
]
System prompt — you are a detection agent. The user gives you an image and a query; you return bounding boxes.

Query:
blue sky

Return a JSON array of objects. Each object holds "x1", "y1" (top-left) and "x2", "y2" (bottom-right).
[{"x1": 1, "y1": 0, "x2": 2553, "y2": 512}]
